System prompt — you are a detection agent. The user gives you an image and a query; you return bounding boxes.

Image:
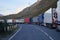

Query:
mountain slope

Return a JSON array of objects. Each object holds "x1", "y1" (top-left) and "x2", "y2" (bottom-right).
[
  {"x1": 1, "y1": 0, "x2": 58, "y2": 19},
  {"x1": 0, "y1": 14, "x2": 3, "y2": 16}
]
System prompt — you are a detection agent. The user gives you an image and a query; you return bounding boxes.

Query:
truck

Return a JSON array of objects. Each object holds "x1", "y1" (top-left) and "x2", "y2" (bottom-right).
[
  {"x1": 24, "y1": 18, "x2": 30, "y2": 24},
  {"x1": 56, "y1": 13, "x2": 60, "y2": 31},
  {"x1": 7, "y1": 19, "x2": 15, "y2": 24},
  {"x1": 44, "y1": 13, "x2": 52, "y2": 28},
  {"x1": 38, "y1": 13, "x2": 44, "y2": 26},
  {"x1": 32, "y1": 16, "x2": 39, "y2": 24},
  {"x1": 14, "y1": 19, "x2": 24, "y2": 24}
]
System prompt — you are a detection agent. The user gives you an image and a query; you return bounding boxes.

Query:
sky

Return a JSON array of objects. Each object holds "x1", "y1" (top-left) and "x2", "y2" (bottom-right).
[
  {"x1": 0, "y1": 0, "x2": 37, "y2": 15},
  {"x1": 0, "y1": 0, "x2": 60, "y2": 16}
]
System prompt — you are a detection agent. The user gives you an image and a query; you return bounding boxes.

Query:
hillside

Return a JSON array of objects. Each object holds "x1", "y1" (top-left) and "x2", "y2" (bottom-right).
[
  {"x1": 0, "y1": 0, "x2": 58, "y2": 19},
  {"x1": 0, "y1": 14, "x2": 3, "y2": 16}
]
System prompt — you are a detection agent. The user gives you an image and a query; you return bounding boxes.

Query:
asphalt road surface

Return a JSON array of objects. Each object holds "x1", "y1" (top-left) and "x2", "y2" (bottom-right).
[{"x1": 8, "y1": 24, "x2": 60, "y2": 40}]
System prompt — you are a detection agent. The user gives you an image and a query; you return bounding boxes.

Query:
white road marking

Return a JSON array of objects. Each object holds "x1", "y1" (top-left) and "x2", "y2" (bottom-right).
[
  {"x1": 8, "y1": 26, "x2": 22, "y2": 40},
  {"x1": 8, "y1": 24, "x2": 54, "y2": 40},
  {"x1": 34, "y1": 27, "x2": 54, "y2": 40}
]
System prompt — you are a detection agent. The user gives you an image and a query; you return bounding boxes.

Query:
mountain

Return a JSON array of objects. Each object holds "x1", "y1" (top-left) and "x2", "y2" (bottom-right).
[
  {"x1": 0, "y1": 14, "x2": 3, "y2": 16},
  {"x1": 0, "y1": 0, "x2": 58, "y2": 19}
]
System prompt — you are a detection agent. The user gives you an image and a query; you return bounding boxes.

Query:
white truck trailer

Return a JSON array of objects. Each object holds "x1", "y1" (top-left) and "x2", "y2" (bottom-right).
[{"x1": 44, "y1": 13, "x2": 52, "y2": 28}]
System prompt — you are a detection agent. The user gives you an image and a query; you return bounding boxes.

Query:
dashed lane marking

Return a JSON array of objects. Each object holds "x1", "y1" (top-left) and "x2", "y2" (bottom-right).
[{"x1": 34, "y1": 27, "x2": 54, "y2": 40}]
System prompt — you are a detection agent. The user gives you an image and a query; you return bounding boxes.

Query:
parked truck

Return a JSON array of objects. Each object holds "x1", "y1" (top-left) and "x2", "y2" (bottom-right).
[
  {"x1": 24, "y1": 18, "x2": 30, "y2": 24},
  {"x1": 44, "y1": 13, "x2": 52, "y2": 28},
  {"x1": 38, "y1": 13, "x2": 44, "y2": 26},
  {"x1": 32, "y1": 17, "x2": 39, "y2": 24},
  {"x1": 14, "y1": 19, "x2": 24, "y2": 24}
]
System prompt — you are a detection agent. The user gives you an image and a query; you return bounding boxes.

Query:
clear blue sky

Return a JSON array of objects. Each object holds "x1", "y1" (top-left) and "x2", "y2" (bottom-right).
[{"x1": 0, "y1": 0, "x2": 60, "y2": 16}]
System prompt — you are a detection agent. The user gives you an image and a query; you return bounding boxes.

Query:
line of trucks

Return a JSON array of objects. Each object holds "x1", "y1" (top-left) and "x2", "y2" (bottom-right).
[{"x1": 0, "y1": 13, "x2": 60, "y2": 31}]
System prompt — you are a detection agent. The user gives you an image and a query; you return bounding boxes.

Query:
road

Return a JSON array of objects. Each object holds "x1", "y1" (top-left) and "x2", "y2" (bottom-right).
[{"x1": 8, "y1": 24, "x2": 60, "y2": 40}]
